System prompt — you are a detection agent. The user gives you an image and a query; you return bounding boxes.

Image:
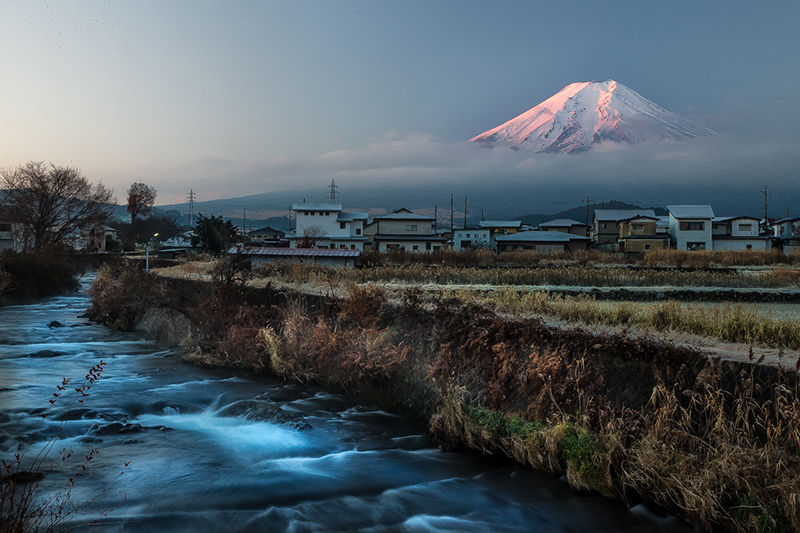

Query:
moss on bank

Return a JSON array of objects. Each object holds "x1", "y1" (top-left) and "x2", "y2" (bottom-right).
[{"x1": 87, "y1": 262, "x2": 800, "y2": 532}]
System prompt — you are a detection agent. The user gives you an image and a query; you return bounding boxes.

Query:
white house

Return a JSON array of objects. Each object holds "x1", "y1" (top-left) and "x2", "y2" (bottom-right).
[
  {"x1": 711, "y1": 216, "x2": 771, "y2": 251},
  {"x1": 773, "y1": 216, "x2": 800, "y2": 253},
  {"x1": 667, "y1": 205, "x2": 715, "y2": 251},
  {"x1": 288, "y1": 203, "x2": 368, "y2": 251},
  {"x1": 453, "y1": 227, "x2": 492, "y2": 251}
]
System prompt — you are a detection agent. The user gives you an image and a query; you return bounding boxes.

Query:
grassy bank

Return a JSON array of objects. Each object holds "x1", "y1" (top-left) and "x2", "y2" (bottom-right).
[{"x1": 88, "y1": 261, "x2": 800, "y2": 532}]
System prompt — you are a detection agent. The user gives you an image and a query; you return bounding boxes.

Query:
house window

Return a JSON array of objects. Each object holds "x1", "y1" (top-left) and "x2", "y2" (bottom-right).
[
  {"x1": 680, "y1": 221, "x2": 705, "y2": 231},
  {"x1": 355, "y1": 228, "x2": 361, "y2": 236},
  {"x1": 426, "y1": 242, "x2": 432, "y2": 251},
  {"x1": 340, "y1": 222, "x2": 346, "y2": 229},
  {"x1": 406, "y1": 224, "x2": 418, "y2": 231},
  {"x1": 339, "y1": 244, "x2": 346, "y2": 249},
  {"x1": 601, "y1": 223, "x2": 607, "y2": 229},
  {"x1": 687, "y1": 242, "x2": 706, "y2": 251},
  {"x1": 412, "y1": 245, "x2": 419, "y2": 251},
  {"x1": 746, "y1": 244, "x2": 753, "y2": 250},
  {"x1": 329, "y1": 243, "x2": 335, "y2": 249},
  {"x1": 0, "y1": 223, "x2": 11, "y2": 232},
  {"x1": 351, "y1": 245, "x2": 356, "y2": 250},
  {"x1": 631, "y1": 224, "x2": 644, "y2": 232},
  {"x1": 738, "y1": 224, "x2": 752, "y2": 232},
  {"x1": 644, "y1": 243, "x2": 651, "y2": 251},
  {"x1": 304, "y1": 211, "x2": 309, "y2": 216},
  {"x1": 324, "y1": 212, "x2": 330, "y2": 216}
]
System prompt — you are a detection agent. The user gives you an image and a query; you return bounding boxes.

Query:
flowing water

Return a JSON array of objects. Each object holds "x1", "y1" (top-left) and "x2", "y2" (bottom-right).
[{"x1": 0, "y1": 280, "x2": 697, "y2": 532}]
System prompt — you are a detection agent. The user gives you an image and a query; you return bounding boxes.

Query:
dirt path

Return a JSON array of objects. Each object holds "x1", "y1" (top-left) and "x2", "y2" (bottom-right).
[{"x1": 152, "y1": 266, "x2": 800, "y2": 370}]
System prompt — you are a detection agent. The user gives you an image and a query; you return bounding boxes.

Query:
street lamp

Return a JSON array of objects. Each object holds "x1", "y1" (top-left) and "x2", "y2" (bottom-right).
[{"x1": 145, "y1": 233, "x2": 159, "y2": 272}]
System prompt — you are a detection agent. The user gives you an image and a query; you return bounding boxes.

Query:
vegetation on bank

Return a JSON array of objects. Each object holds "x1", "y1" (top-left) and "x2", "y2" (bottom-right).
[
  {"x1": 0, "y1": 251, "x2": 84, "y2": 304},
  {"x1": 88, "y1": 261, "x2": 800, "y2": 532}
]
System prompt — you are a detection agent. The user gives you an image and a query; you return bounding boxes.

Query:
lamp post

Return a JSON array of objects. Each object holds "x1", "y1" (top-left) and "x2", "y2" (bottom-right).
[{"x1": 145, "y1": 233, "x2": 159, "y2": 272}]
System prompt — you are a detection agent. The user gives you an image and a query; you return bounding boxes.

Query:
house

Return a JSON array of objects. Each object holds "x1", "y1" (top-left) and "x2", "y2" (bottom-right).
[
  {"x1": 592, "y1": 210, "x2": 656, "y2": 250},
  {"x1": 773, "y1": 216, "x2": 800, "y2": 253},
  {"x1": 363, "y1": 208, "x2": 446, "y2": 252},
  {"x1": 495, "y1": 230, "x2": 590, "y2": 253},
  {"x1": 87, "y1": 224, "x2": 118, "y2": 252},
  {"x1": 288, "y1": 203, "x2": 368, "y2": 251},
  {"x1": 453, "y1": 227, "x2": 492, "y2": 251},
  {"x1": 232, "y1": 247, "x2": 360, "y2": 268},
  {"x1": 247, "y1": 226, "x2": 287, "y2": 247},
  {"x1": 667, "y1": 205, "x2": 715, "y2": 251},
  {"x1": 0, "y1": 207, "x2": 18, "y2": 251},
  {"x1": 617, "y1": 215, "x2": 669, "y2": 252},
  {"x1": 711, "y1": 216, "x2": 771, "y2": 251},
  {"x1": 476, "y1": 220, "x2": 527, "y2": 249},
  {"x1": 539, "y1": 218, "x2": 589, "y2": 236}
]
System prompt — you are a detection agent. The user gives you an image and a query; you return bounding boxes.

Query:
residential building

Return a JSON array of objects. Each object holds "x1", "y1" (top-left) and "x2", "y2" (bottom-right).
[
  {"x1": 711, "y1": 216, "x2": 771, "y2": 251},
  {"x1": 247, "y1": 226, "x2": 287, "y2": 247},
  {"x1": 773, "y1": 216, "x2": 800, "y2": 253},
  {"x1": 87, "y1": 224, "x2": 119, "y2": 252},
  {"x1": 495, "y1": 230, "x2": 590, "y2": 253},
  {"x1": 288, "y1": 203, "x2": 368, "y2": 251},
  {"x1": 591, "y1": 210, "x2": 656, "y2": 250},
  {"x1": 617, "y1": 215, "x2": 669, "y2": 252},
  {"x1": 0, "y1": 207, "x2": 17, "y2": 251},
  {"x1": 453, "y1": 227, "x2": 492, "y2": 251},
  {"x1": 667, "y1": 205, "x2": 715, "y2": 251},
  {"x1": 539, "y1": 218, "x2": 589, "y2": 236},
  {"x1": 363, "y1": 208, "x2": 446, "y2": 252}
]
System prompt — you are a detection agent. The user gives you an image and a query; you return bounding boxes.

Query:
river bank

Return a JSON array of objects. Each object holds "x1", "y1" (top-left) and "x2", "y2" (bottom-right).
[{"x1": 87, "y1": 262, "x2": 800, "y2": 532}]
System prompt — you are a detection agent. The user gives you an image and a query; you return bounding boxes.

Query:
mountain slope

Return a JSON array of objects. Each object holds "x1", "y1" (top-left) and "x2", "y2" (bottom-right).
[{"x1": 468, "y1": 80, "x2": 715, "y2": 153}]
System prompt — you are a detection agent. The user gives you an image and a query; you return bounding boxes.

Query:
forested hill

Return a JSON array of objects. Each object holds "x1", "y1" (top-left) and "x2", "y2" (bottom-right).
[{"x1": 518, "y1": 201, "x2": 668, "y2": 227}]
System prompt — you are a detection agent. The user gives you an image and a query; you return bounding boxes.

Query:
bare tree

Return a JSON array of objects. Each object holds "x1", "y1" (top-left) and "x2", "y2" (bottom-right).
[
  {"x1": 0, "y1": 161, "x2": 115, "y2": 252},
  {"x1": 298, "y1": 225, "x2": 326, "y2": 248},
  {"x1": 126, "y1": 182, "x2": 157, "y2": 223}
]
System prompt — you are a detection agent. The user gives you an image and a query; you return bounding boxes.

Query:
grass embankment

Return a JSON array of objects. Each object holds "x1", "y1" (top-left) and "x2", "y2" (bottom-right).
[
  {"x1": 88, "y1": 261, "x2": 800, "y2": 532},
  {"x1": 0, "y1": 250, "x2": 85, "y2": 304}
]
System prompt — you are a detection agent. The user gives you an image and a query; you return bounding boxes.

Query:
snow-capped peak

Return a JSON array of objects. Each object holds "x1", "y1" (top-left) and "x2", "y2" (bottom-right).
[{"x1": 468, "y1": 80, "x2": 715, "y2": 153}]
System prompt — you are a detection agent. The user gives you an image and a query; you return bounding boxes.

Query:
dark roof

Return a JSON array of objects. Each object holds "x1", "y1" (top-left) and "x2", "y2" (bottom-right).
[
  {"x1": 373, "y1": 234, "x2": 447, "y2": 241},
  {"x1": 593, "y1": 209, "x2": 656, "y2": 222},
  {"x1": 495, "y1": 231, "x2": 589, "y2": 243},
  {"x1": 231, "y1": 247, "x2": 360, "y2": 257},
  {"x1": 248, "y1": 226, "x2": 285, "y2": 235}
]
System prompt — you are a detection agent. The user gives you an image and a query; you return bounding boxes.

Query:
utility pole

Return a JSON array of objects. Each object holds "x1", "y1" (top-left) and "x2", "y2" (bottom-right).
[
  {"x1": 243, "y1": 208, "x2": 247, "y2": 241},
  {"x1": 187, "y1": 189, "x2": 196, "y2": 226},
  {"x1": 584, "y1": 195, "x2": 592, "y2": 234},
  {"x1": 464, "y1": 196, "x2": 468, "y2": 229},
  {"x1": 434, "y1": 205, "x2": 438, "y2": 233},
  {"x1": 450, "y1": 194, "x2": 454, "y2": 234},
  {"x1": 762, "y1": 185, "x2": 770, "y2": 224}
]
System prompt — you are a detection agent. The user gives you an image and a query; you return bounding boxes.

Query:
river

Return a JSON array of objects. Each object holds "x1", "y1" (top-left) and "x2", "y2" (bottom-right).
[{"x1": 0, "y1": 281, "x2": 697, "y2": 532}]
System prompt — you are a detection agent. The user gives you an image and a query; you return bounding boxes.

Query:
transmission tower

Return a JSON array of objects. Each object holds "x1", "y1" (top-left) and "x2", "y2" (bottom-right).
[
  {"x1": 187, "y1": 189, "x2": 196, "y2": 226},
  {"x1": 329, "y1": 179, "x2": 339, "y2": 203}
]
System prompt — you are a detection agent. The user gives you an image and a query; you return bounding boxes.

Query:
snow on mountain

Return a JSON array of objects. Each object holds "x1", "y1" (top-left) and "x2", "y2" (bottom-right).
[{"x1": 468, "y1": 80, "x2": 716, "y2": 153}]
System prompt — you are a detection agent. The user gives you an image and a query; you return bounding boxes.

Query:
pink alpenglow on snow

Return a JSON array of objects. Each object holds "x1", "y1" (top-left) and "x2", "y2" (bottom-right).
[{"x1": 468, "y1": 80, "x2": 716, "y2": 154}]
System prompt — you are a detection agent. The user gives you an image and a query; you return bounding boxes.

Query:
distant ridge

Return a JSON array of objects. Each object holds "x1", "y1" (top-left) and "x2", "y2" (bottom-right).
[{"x1": 468, "y1": 80, "x2": 715, "y2": 153}]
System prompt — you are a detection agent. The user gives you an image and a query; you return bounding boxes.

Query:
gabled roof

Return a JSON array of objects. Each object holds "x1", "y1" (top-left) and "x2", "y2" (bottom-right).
[
  {"x1": 667, "y1": 205, "x2": 715, "y2": 219},
  {"x1": 593, "y1": 209, "x2": 656, "y2": 222},
  {"x1": 495, "y1": 231, "x2": 589, "y2": 243},
  {"x1": 775, "y1": 216, "x2": 800, "y2": 224},
  {"x1": 248, "y1": 226, "x2": 285, "y2": 235},
  {"x1": 617, "y1": 215, "x2": 659, "y2": 222},
  {"x1": 539, "y1": 218, "x2": 585, "y2": 227},
  {"x1": 479, "y1": 220, "x2": 522, "y2": 229},
  {"x1": 713, "y1": 216, "x2": 759, "y2": 223},
  {"x1": 372, "y1": 211, "x2": 432, "y2": 221}
]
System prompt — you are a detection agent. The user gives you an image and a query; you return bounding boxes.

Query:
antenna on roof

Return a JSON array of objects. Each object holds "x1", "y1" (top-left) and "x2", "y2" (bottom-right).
[{"x1": 329, "y1": 179, "x2": 339, "y2": 203}]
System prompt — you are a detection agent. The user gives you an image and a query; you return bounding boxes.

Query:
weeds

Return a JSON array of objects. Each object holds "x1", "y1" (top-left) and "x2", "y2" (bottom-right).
[{"x1": 0, "y1": 362, "x2": 125, "y2": 532}]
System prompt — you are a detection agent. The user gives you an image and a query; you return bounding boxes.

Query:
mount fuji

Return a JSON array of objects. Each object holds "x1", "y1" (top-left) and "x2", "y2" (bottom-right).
[{"x1": 468, "y1": 80, "x2": 716, "y2": 153}]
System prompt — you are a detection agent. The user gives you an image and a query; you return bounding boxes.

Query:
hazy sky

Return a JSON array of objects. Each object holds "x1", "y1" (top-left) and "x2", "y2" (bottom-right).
[{"x1": 2, "y1": 1, "x2": 799, "y2": 215}]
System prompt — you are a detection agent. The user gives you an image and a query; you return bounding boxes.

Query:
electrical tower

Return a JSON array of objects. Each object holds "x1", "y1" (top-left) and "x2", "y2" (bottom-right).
[
  {"x1": 187, "y1": 189, "x2": 196, "y2": 226},
  {"x1": 329, "y1": 179, "x2": 339, "y2": 203}
]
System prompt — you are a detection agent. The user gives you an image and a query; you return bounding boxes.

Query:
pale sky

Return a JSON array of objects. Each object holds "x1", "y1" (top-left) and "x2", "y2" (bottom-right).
[{"x1": 2, "y1": 1, "x2": 799, "y2": 215}]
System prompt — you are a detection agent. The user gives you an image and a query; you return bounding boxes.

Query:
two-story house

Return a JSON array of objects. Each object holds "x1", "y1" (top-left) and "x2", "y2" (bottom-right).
[
  {"x1": 667, "y1": 205, "x2": 715, "y2": 250},
  {"x1": 363, "y1": 208, "x2": 446, "y2": 252},
  {"x1": 711, "y1": 216, "x2": 771, "y2": 251},
  {"x1": 288, "y1": 203, "x2": 368, "y2": 250},
  {"x1": 247, "y1": 227, "x2": 287, "y2": 247},
  {"x1": 539, "y1": 219, "x2": 589, "y2": 236},
  {"x1": 495, "y1": 230, "x2": 590, "y2": 253},
  {"x1": 773, "y1": 216, "x2": 800, "y2": 253},
  {"x1": 617, "y1": 215, "x2": 669, "y2": 252},
  {"x1": 592, "y1": 210, "x2": 656, "y2": 250}
]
